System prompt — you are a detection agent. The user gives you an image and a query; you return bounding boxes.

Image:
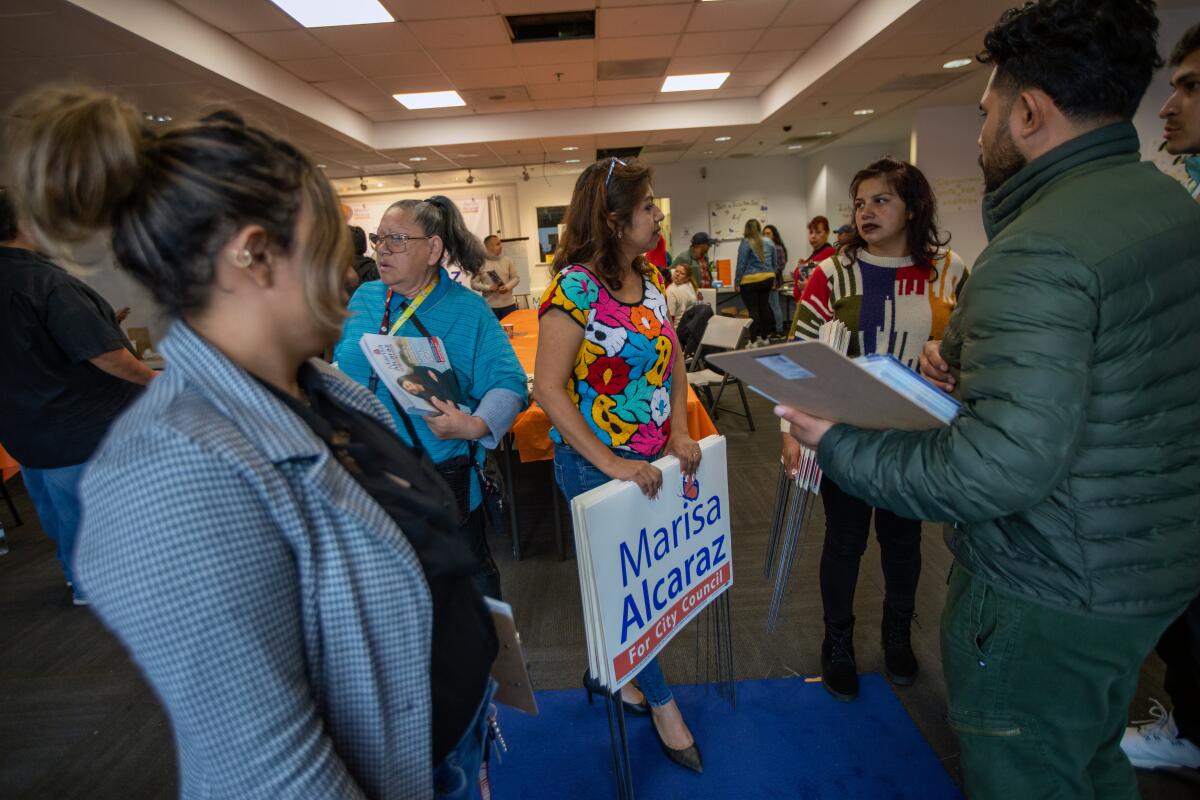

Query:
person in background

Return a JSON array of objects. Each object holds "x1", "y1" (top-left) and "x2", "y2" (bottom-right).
[
  {"x1": 665, "y1": 263, "x2": 699, "y2": 325},
  {"x1": 1120, "y1": 20, "x2": 1200, "y2": 774},
  {"x1": 470, "y1": 234, "x2": 520, "y2": 320},
  {"x1": 534, "y1": 156, "x2": 704, "y2": 774},
  {"x1": 783, "y1": 158, "x2": 969, "y2": 701},
  {"x1": 0, "y1": 187, "x2": 155, "y2": 606},
  {"x1": 734, "y1": 217, "x2": 776, "y2": 345},
  {"x1": 645, "y1": 232, "x2": 670, "y2": 284},
  {"x1": 350, "y1": 224, "x2": 379, "y2": 284},
  {"x1": 671, "y1": 231, "x2": 714, "y2": 288},
  {"x1": 794, "y1": 216, "x2": 836, "y2": 299},
  {"x1": 335, "y1": 197, "x2": 527, "y2": 602},
  {"x1": 762, "y1": 224, "x2": 788, "y2": 335},
  {"x1": 833, "y1": 223, "x2": 855, "y2": 248},
  {"x1": 8, "y1": 87, "x2": 502, "y2": 799},
  {"x1": 778, "y1": 1, "x2": 1200, "y2": 795}
]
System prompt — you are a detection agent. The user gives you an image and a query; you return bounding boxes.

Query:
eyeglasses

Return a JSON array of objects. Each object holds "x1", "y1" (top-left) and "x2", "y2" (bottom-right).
[
  {"x1": 605, "y1": 156, "x2": 627, "y2": 186},
  {"x1": 369, "y1": 232, "x2": 429, "y2": 254}
]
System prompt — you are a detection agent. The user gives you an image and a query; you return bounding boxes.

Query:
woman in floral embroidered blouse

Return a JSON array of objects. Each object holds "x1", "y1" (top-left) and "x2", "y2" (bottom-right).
[{"x1": 534, "y1": 157, "x2": 705, "y2": 774}]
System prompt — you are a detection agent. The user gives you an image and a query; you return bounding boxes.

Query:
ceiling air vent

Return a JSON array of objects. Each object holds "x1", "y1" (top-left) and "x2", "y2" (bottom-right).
[
  {"x1": 878, "y1": 72, "x2": 962, "y2": 92},
  {"x1": 597, "y1": 58, "x2": 670, "y2": 81},
  {"x1": 782, "y1": 135, "x2": 828, "y2": 147},
  {"x1": 506, "y1": 11, "x2": 595, "y2": 43},
  {"x1": 597, "y1": 146, "x2": 643, "y2": 161}
]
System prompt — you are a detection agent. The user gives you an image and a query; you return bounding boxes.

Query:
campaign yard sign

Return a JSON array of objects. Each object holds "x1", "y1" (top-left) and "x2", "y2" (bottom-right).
[{"x1": 570, "y1": 435, "x2": 732, "y2": 691}]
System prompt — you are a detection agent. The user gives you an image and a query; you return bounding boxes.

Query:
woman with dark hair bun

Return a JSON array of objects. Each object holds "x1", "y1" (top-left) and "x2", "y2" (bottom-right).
[
  {"x1": 334, "y1": 196, "x2": 527, "y2": 603},
  {"x1": 784, "y1": 157, "x2": 969, "y2": 703},
  {"x1": 533, "y1": 156, "x2": 705, "y2": 774},
  {"x1": 6, "y1": 85, "x2": 503, "y2": 799}
]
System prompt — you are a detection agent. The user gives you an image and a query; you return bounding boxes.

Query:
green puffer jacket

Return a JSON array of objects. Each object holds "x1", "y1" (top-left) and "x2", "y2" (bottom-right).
[{"x1": 817, "y1": 123, "x2": 1200, "y2": 619}]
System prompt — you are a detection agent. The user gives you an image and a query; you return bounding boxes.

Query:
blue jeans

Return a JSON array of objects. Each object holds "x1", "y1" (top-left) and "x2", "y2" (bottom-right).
[
  {"x1": 23, "y1": 462, "x2": 87, "y2": 591},
  {"x1": 553, "y1": 443, "x2": 673, "y2": 707},
  {"x1": 434, "y1": 679, "x2": 498, "y2": 800},
  {"x1": 768, "y1": 287, "x2": 784, "y2": 333}
]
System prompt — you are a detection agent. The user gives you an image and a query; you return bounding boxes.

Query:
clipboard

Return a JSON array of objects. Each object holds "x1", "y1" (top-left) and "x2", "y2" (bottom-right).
[
  {"x1": 706, "y1": 341, "x2": 952, "y2": 431},
  {"x1": 486, "y1": 597, "x2": 539, "y2": 715}
]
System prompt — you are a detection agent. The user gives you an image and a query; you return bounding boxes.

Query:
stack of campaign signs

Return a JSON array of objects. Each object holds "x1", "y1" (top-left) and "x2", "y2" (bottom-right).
[{"x1": 570, "y1": 435, "x2": 733, "y2": 692}]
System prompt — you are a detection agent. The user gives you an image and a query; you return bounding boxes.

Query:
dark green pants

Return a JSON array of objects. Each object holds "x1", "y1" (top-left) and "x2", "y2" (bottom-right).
[{"x1": 941, "y1": 568, "x2": 1174, "y2": 800}]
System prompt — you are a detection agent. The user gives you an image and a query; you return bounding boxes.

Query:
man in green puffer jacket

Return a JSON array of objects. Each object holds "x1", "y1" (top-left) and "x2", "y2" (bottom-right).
[{"x1": 778, "y1": 1, "x2": 1200, "y2": 798}]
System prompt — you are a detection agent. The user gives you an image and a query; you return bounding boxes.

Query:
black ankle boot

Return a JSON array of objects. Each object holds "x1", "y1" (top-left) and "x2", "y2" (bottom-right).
[
  {"x1": 882, "y1": 604, "x2": 919, "y2": 686},
  {"x1": 821, "y1": 619, "x2": 858, "y2": 702}
]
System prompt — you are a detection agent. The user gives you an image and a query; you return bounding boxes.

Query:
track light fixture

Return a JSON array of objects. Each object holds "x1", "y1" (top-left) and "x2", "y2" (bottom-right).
[
  {"x1": 466, "y1": 169, "x2": 475, "y2": 184},
  {"x1": 521, "y1": 166, "x2": 530, "y2": 182},
  {"x1": 413, "y1": 173, "x2": 421, "y2": 189}
]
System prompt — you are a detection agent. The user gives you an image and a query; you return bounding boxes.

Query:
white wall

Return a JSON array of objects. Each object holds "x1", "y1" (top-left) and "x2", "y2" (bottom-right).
[
  {"x1": 911, "y1": 105, "x2": 988, "y2": 266},
  {"x1": 801, "y1": 141, "x2": 909, "y2": 235}
]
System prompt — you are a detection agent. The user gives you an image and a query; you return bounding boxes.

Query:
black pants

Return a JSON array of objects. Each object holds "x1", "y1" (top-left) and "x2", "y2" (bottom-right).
[
  {"x1": 451, "y1": 506, "x2": 502, "y2": 601},
  {"x1": 819, "y1": 477, "x2": 922, "y2": 625},
  {"x1": 491, "y1": 304, "x2": 517, "y2": 321},
  {"x1": 739, "y1": 279, "x2": 774, "y2": 340},
  {"x1": 1157, "y1": 592, "x2": 1200, "y2": 742}
]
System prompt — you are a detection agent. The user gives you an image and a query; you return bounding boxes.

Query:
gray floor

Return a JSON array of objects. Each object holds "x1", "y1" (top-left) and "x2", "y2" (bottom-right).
[{"x1": 1, "y1": 391, "x2": 1197, "y2": 798}]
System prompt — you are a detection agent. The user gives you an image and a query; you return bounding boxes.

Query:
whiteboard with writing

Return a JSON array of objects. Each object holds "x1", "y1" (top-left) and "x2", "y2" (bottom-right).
[{"x1": 708, "y1": 198, "x2": 768, "y2": 241}]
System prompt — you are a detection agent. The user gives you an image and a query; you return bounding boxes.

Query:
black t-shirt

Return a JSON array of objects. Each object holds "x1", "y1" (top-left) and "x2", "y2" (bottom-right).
[
  {"x1": 262, "y1": 365, "x2": 498, "y2": 763},
  {"x1": 0, "y1": 246, "x2": 143, "y2": 468}
]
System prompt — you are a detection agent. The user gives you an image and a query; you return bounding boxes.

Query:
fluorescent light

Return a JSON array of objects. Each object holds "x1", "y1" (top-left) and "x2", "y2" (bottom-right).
[
  {"x1": 942, "y1": 58, "x2": 972, "y2": 70},
  {"x1": 562, "y1": 146, "x2": 579, "y2": 151},
  {"x1": 853, "y1": 108, "x2": 875, "y2": 116},
  {"x1": 268, "y1": 0, "x2": 392, "y2": 27},
  {"x1": 661, "y1": 72, "x2": 730, "y2": 92},
  {"x1": 409, "y1": 156, "x2": 427, "y2": 162},
  {"x1": 375, "y1": 182, "x2": 384, "y2": 187},
  {"x1": 714, "y1": 135, "x2": 732, "y2": 142},
  {"x1": 817, "y1": 130, "x2": 833, "y2": 136},
  {"x1": 394, "y1": 90, "x2": 466, "y2": 110},
  {"x1": 564, "y1": 159, "x2": 581, "y2": 163},
  {"x1": 787, "y1": 144, "x2": 804, "y2": 150}
]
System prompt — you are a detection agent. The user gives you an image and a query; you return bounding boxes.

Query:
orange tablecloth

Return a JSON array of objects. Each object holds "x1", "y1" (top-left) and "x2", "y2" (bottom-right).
[
  {"x1": 0, "y1": 442, "x2": 19, "y2": 483},
  {"x1": 504, "y1": 309, "x2": 718, "y2": 463}
]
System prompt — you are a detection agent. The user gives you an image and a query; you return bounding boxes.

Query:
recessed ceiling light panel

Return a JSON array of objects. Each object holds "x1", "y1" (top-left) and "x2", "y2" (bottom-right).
[
  {"x1": 269, "y1": 0, "x2": 392, "y2": 27},
  {"x1": 562, "y1": 145, "x2": 579, "y2": 151},
  {"x1": 714, "y1": 135, "x2": 732, "y2": 142},
  {"x1": 853, "y1": 108, "x2": 875, "y2": 116},
  {"x1": 394, "y1": 90, "x2": 466, "y2": 110},
  {"x1": 409, "y1": 156, "x2": 427, "y2": 162},
  {"x1": 942, "y1": 58, "x2": 972, "y2": 70},
  {"x1": 661, "y1": 72, "x2": 729, "y2": 92}
]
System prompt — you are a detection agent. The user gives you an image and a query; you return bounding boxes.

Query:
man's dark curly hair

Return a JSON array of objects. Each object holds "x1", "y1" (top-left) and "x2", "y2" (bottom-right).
[
  {"x1": 1169, "y1": 22, "x2": 1200, "y2": 68},
  {"x1": 978, "y1": 0, "x2": 1163, "y2": 121}
]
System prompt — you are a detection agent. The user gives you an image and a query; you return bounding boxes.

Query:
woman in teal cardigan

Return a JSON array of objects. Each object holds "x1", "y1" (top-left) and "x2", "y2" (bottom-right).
[{"x1": 335, "y1": 197, "x2": 528, "y2": 599}]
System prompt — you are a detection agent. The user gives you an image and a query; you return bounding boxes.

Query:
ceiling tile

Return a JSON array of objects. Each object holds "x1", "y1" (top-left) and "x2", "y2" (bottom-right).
[
  {"x1": 445, "y1": 66, "x2": 527, "y2": 90},
  {"x1": 486, "y1": 138, "x2": 546, "y2": 155},
  {"x1": 345, "y1": 51, "x2": 441, "y2": 76},
  {"x1": 774, "y1": 0, "x2": 856, "y2": 27},
  {"x1": 434, "y1": 45, "x2": 518, "y2": 71},
  {"x1": 687, "y1": 0, "x2": 787, "y2": 32},
  {"x1": 311, "y1": 23, "x2": 422, "y2": 54},
  {"x1": 647, "y1": 128, "x2": 698, "y2": 144},
  {"x1": 171, "y1": 0, "x2": 300, "y2": 33},
  {"x1": 737, "y1": 50, "x2": 797, "y2": 72},
  {"x1": 596, "y1": 0, "x2": 692, "y2": 5},
  {"x1": 595, "y1": 94, "x2": 655, "y2": 106},
  {"x1": 945, "y1": 28, "x2": 988, "y2": 57},
  {"x1": 596, "y1": 4, "x2": 692, "y2": 37},
  {"x1": 65, "y1": 53, "x2": 201, "y2": 86},
  {"x1": 597, "y1": 34, "x2": 679, "y2": 61},
  {"x1": 535, "y1": 97, "x2": 596, "y2": 110},
  {"x1": 495, "y1": 0, "x2": 593, "y2": 11},
  {"x1": 381, "y1": 0, "x2": 500, "y2": 20},
  {"x1": 408, "y1": 16, "x2": 510, "y2": 48},
  {"x1": 666, "y1": 54, "x2": 741, "y2": 74},
  {"x1": 522, "y1": 62, "x2": 594, "y2": 84},
  {"x1": 868, "y1": 27, "x2": 964, "y2": 58},
  {"x1": 235, "y1": 30, "x2": 334, "y2": 60},
  {"x1": 756, "y1": 25, "x2": 826, "y2": 52},
  {"x1": 372, "y1": 74, "x2": 456, "y2": 93},
  {"x1": 725, "y1": 68, "x2": 781, "y2": 87},
  {"x1": 460, "y1": 86, "x2": 533, "y2": 105},
  {"x1": 0, "y1": 10, "x2": 123, "y2": 58},
  {"x1": 313, "y1": 77, "x2": 388, "y2": 98},
  {"x1": 514, "y1": 40, "x2": 595, "y2": 66},
  {"x1": 528, "y1": 80, "x2": 594, "y2": 100},
  {"x1": 596, "y1": 77, "x2": 662, "y2": 95},
  {"x1": 596, "y1": 132, "x2": 649, "y2": 147},
  {"x1": 677, "y1": 29, "x2": 762, "y2": 55},
  {"x1": 279, "y1": 57, "x2": 361, "y2": 82}
]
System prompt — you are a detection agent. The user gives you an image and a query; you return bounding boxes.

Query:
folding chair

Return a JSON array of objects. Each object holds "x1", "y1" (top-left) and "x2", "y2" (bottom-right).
[
  {"x1": 699, "y1": 287, "x2": 717, "y2": 310},
  {"x1": 686, "y1": 315, "x2": 755, "y2": 430},
  {"x1": 513, "y1": 293, "x2": 532, "y2": 310}
]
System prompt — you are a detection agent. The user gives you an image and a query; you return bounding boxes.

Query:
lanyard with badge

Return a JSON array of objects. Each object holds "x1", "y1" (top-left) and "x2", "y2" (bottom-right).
[{"x1": 367, "y1": 271, "x2": 438, "y2": 404}]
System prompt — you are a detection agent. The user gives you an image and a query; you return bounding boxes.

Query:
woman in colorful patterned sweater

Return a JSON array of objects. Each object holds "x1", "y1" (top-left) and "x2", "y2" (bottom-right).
[
  {"x1": 534, "y1": 157, "x2": 705, "y2": 774},
  {"x1": 783, "y1": 157, "x2": 969, "y2": 702}
]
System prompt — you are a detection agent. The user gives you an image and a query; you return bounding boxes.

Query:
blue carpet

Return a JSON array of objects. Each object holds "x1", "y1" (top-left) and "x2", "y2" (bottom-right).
[{"x1": 491, "y1": 673, "x2": 963, "y2": 800}]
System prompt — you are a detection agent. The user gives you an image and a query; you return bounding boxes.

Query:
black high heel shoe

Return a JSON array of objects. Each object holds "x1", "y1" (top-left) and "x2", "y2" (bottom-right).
[
  {"x1": 651, "y1": 713, "x2": 704, "y2": 774},
  {"x1": 582, "y1": 670, "x2": 649, "y2": 716}
]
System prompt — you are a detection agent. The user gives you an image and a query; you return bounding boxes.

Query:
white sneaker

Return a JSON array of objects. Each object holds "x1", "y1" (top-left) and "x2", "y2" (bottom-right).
[{"x1": 1121, "y1": 698, "x2": 1200, "y2": 770}]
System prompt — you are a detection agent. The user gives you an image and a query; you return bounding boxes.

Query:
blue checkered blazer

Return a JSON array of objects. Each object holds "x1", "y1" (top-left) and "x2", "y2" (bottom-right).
[{"x1": 77, "y1": 321, "x2": 434, "y2": 799}]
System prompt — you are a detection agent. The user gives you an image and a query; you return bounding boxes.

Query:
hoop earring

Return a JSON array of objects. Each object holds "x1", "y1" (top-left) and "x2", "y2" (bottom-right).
[{"x1": 233, "y1": 250, "x2": 253, "y2": 268}]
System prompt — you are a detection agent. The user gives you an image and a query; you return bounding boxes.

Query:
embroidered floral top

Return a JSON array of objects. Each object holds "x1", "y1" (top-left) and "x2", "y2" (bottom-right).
[{"x1": 538, "y1": 264, "x2": 678, "y2": 456}]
